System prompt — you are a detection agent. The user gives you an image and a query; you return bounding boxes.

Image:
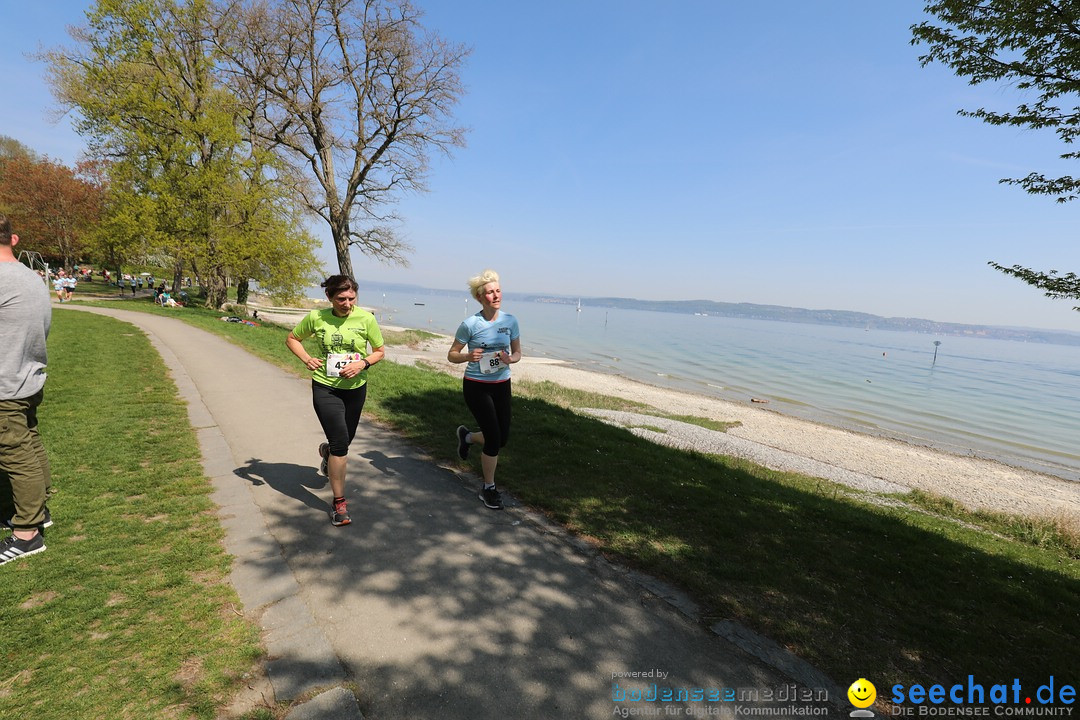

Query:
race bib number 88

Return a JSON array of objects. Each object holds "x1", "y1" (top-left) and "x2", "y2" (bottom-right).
[
  {"x1": 478, "y1": 350, "x2": 503, "y2": 375},
  {"x1": 327, "y1": 352, "x2": 363, "y2": 378}
]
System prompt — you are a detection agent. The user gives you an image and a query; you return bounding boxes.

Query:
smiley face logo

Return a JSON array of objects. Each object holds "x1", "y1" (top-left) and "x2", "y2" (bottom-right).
[{"x1": 848, "y1": 678, "x2": 876, "y2": 708}]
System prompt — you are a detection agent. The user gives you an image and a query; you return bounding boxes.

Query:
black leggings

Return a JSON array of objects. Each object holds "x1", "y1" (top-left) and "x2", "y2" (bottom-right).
[
  {"x1": 312, "y1": 381, "x2": 367, "y2": 456},
  {"x1": 463, "y1": 378, "x2": 512, "y2": 457}
]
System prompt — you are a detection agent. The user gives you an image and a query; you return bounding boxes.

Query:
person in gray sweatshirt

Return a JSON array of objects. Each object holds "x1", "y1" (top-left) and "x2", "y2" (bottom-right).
[{"x1": 0, "y1": 213, "x2": 52, "y2": 565}]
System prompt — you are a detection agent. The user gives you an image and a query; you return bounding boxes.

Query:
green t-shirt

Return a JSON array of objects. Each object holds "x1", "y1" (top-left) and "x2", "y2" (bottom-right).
[{"x1": 291, "y1": 307, "x2": 385, "y2": 389}]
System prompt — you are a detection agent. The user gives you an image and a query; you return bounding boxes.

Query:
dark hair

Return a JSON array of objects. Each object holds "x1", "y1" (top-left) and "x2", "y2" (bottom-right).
[
  {"x1": 0, "y1": 213, "x2": 11, "y2": 245},
  {"x1": 321, "y1": 274, "x2": 359, "y2": 297}
]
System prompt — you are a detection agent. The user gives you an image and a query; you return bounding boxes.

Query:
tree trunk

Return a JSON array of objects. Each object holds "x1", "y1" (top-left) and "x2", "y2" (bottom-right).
[
  {"x1": 172, "y1": 257, "x2": 184, "y2": 294},
  {"x1": 204, "y1": 263, "x2": 229, "y2": 309},
  {"x1": 236, "y1": 277, "x2": 249, "y2": 306},
  {"x1": 331, "y1": 212, "x2": 354, "y2": 279},
  {"x1": 109, "y1": 248, "x2": 121, "y2": 292}
]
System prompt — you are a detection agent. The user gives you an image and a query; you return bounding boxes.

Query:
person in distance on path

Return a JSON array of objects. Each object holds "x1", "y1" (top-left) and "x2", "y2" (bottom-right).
[
  {"x1": 52, "y1": 270, "x2": 65, "y2": 303},
  {"x1": 286, "y1": 275, "x2": 384, "y2": 526},
  {"x1": 448, "y1": 269, "x2": 521, "y2": 510}
]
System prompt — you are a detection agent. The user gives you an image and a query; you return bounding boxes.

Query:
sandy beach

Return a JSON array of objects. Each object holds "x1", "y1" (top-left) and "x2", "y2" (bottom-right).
[{"x1": 253, "y1": 305, "x2": 1079, "y2": 527}]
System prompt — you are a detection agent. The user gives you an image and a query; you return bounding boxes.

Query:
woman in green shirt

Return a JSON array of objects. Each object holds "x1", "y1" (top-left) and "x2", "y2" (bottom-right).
[{"x1": 286, "y1": 275, "x2": 385, "y2": 526}]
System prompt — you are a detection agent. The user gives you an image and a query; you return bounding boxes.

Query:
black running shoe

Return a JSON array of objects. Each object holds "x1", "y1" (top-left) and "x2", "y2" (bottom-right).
[
  {"x1": 331, "y1": 499, "x2": 351, "y2": 526},
  {"x1": 318, "y1": 443, "x2": 329, "y2": 476},
  {"x1": 456, "y1": 426, "x2": 470, "y2": 460},
  {"x1": 0, "y1": 533, "x2": 46, "y2": 566},
  {"x1": 1, "y1": 505, "x2": 52, "y2": 530},
  {"x1": 479, "y1": 486, "x2": 502, "y2": 510}
]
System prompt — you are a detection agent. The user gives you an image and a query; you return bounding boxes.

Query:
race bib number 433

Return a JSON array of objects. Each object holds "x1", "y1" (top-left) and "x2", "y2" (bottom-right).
[{"x1": 327, "y1": 352, "x2": 363, "y2": 378}]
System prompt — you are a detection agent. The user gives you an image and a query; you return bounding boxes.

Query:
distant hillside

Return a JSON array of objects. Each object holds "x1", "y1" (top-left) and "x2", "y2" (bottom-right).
[
  {"x1": 354, "y1": 280, "x2": 1080, "y2": 346},
  {"x1": 526, "y1": 295, "x2": 1080, "y2": 346}
]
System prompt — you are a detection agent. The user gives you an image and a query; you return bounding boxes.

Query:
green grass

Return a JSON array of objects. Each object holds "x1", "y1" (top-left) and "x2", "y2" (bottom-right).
[
  {"x1": 67, "y1": 275, "x2": 165, "y2": 296},
  {"x1": 512, "y1": 380, "x2": 740, "y2": 432},
  {"x1": 515, "y1": 378, "x2": 650, "y2": 413},
  {"x1": 82, "y1": 297, "x2": 303, "y2": 369},
  {"x1": 905, "y1": 489, "x2": 1079, "y2": 557},
  {"x1": 0, "y1": 311, "x2": 262, "y2": 719},
  {"x1": 364, "y1": 360, "x2": 1077, "y2": 686},
  {"x1": 69, "y1": 275, "x2": 234, "y2": 304},
  {"x1": 66, "y1": 276, "x2": 128, "y2": 296},
  {"x1": 659, "y1": 414, "x2": 741, "y2": 432},
  {"x1": 381, "y1": 328, "x2": 442, "y2": 346},
  {"x1": 37, "y1": 300, "x2": 1080, "y2": 698},
  {"x1": 629, "y1": 424, "x2": 668, "y2": 433}
]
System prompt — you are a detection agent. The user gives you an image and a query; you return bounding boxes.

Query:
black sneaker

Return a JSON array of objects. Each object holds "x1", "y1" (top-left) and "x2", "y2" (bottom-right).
[
  {"x1": 318, "y1": 443, "x2": 329, "y2": 476},
  {"x1": 0, "y1": 533, "x2": 46, "y2": 566},
  {"x1": 479, "y1": 486, "x2": 502, "y2": 510},
  {"x1": 1, "y1": 506, "x2": 52, "y2": 530},
  {"x1": 456, "y1": 426, "x2": 471, "y2": 460},
  {"x1": 330, "y1": 499, "x2": 351, "y2": 526}
]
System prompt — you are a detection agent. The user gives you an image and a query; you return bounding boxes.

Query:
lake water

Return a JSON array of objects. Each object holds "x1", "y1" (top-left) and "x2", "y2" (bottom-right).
[{"x1": 339, "y1": 283, "x2": 1080, "y2": 482}]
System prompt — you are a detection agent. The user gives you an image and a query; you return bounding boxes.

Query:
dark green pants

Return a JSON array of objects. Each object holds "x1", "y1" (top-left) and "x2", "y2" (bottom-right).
[{"x1": 0, "y1": 390, "x2": 51, "y2": 528}]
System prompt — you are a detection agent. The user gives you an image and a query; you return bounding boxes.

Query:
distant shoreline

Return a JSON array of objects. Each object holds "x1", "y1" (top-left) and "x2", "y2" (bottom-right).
[{"x1": 342, "y1": 280, "x2": 1080, "y2": 346}]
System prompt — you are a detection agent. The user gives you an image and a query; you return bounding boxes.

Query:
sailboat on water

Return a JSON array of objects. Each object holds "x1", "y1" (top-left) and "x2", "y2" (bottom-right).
[{"x1": 576, "y1": 299, "x2": 582, "y2": 312}]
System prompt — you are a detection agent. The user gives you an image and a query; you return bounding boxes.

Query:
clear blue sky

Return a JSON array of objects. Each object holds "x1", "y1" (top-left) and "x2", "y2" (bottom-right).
[{"x1": 4, "y1": 1, "x2": 1080, "y2": 331}]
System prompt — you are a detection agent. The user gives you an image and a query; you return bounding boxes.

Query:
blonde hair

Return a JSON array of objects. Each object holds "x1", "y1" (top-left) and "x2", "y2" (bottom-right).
[{"x1": 467, "y1": 269, "x2": 500, "y2": 300}]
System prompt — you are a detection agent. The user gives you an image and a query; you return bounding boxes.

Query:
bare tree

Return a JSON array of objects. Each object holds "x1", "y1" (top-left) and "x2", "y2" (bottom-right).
[{"x1": 217, "y1": 0, "x2": 469, "y2": 278}]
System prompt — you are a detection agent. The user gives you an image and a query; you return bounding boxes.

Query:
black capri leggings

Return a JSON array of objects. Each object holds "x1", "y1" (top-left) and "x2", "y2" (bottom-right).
[
  {"x1": 463, "y1": 378, "x2": 512, "y2": 457},
  {"x1": 312, "y1": 380, "x2": 368, "y2": 456}
]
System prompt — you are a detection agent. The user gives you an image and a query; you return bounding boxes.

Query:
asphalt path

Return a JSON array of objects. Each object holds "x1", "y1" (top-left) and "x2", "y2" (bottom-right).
[{"x1": 65, "y1": 305, "x2": 841, "y2": 719}]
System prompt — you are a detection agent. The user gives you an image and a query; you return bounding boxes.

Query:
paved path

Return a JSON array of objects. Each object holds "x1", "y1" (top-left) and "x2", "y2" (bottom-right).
[{"x1": 67, "y1": 306, "x2": 842, "y2": 719}]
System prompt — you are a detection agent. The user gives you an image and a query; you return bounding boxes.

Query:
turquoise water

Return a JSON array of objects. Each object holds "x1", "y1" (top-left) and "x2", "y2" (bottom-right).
[{"x1": 348, "y1": 284, "x2": 1080, "y2": 482}]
